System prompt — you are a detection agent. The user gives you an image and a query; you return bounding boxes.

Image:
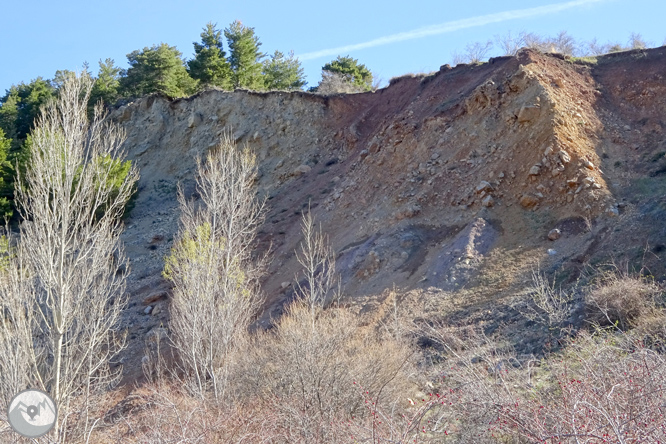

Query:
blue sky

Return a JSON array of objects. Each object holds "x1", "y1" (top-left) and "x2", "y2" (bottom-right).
[{"x1": 1, "y1": 0, "x2": 665, "y2": 92}]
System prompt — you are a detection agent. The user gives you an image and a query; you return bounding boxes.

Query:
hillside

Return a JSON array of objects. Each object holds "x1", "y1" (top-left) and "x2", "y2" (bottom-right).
[{"x1": 112, "y1": 47, "x2": 666, "y2": 376}]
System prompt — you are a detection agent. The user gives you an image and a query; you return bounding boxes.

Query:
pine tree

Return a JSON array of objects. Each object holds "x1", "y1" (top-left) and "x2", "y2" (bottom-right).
[
  {"x1": 263, "y1": 50, "x2": 306, "y2": 91},
  {"x1": 90, "y1": 58, "x2": 121, "y2": 107},
  {"x1": 0, "y1": 79, "x2": 55, "y2": 146},
  {"x1": 0, "y1": 129, "x2": 11, "y2": 217},
  {"x1": 322, "y1": 55, "x2": 373, "y2": 92},
  {"x1": 120, "y1": 43, "x2": 197, "y2": 98},
  {"x1": 224, "y1": 20, "x2": 265, "y2": 90},
  {"x1": 188, "y1": 22, "x2": 233, "y2": 90}
]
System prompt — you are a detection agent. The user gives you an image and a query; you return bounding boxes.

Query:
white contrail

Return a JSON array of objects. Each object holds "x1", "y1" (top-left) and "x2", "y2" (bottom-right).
[{"x1": 298, "y1": 0, "x2": 606, "y2": 60}]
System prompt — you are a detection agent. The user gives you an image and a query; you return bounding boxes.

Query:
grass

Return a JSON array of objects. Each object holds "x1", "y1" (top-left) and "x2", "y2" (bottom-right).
[{"x1": 570, "y1": 56, "x2": 599, "y2": 66}]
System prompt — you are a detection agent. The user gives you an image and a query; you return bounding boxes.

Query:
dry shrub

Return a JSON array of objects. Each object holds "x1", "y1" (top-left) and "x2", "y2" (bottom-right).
[
  {"x1": 496, "y1": 331, "x2": 666, "y2": 443},
  {"x1": 409, "y1": 323, "x2": 666, "y2": 443},
  {"x1": 315, "y1": 72, "x2": 366, "y2": 95},
  {"x1": 101, "y1": 382, "x2": 282, "y2": 443},
  {"x1": 585, "y1": 270, "x2": 663, "y2": 331},
  {"x1": 229, "y1": 302, "x2": 412, "y2": 443}
]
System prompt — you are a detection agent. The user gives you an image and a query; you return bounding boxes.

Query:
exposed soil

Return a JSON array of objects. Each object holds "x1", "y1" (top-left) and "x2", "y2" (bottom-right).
[{"x1": 111, "y1": 46, "x2": 666, "y2": 382}]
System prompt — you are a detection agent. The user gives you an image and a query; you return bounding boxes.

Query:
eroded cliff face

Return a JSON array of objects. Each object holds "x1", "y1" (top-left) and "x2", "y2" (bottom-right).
[{"x1": 112, "y1": 47, "x2": 666, "y2": 372}]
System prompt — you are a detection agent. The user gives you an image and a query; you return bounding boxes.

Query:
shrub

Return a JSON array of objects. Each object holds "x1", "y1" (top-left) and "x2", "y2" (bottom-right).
[{"x1": 585, "y1": 270, "x2": 662, "y2": 331}]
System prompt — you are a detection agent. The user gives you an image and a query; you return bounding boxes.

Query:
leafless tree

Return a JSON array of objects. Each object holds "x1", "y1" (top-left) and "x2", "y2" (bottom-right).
[
  {"x1": 495, "y1": 31, "x2": 525, "y2": 56},
  {"x1": 585, "y1": 38, "x2": 612, "y2": 56},
  {"x1": 629, "y1": 32, "x2": 648, "y2": 49},
  {"x1": 164, "y1": 133, "x2": 266, "y2": 400},
  {"x1": 294, "y1": 207, "x2": 340, "y2": 325},
  {"x1": 0, "y1": 234, "x2": 42, "y2": 442},
  {"x1": 9, "y1": 73, "x2": 138, "y2": 441},
  {"x1": 452, "y1": 40, "x2": 493, "y2": 64},
  {"x1": 521, "y1": 31, "x2": 578, "y2": 56},
  {"x1": 316, "y1": 71, "x2": 365, "y2": 94}
]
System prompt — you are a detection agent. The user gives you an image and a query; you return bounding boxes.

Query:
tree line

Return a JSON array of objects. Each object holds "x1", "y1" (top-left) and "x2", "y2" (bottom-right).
[{"x1": 0, "y1": 20, "x2": 374, "y2": 217}]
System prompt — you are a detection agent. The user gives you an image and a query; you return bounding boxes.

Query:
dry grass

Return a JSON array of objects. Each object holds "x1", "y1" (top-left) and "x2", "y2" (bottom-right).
[{"x1": 585, "y1": 269, "x2": 663, "y2": 331}]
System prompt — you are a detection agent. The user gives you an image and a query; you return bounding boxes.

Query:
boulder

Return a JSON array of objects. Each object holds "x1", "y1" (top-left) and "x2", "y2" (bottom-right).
[
  {"x1": 519, "y1": 194, "x2": 540, "y2": 209},
  {"x1": 548, "y1": 228, "x2": 561, "y2": 241},
  {"x1": 558, "y1": 150, "x2": 571, "y2": 164},
  {"x1": 187, "y1": 113, "x2": 202, "y2": 128},
  {"x1": 517, "y1": 105, "x2": 541, "y2": 123},
  {"x1": 476, "y1": 181, "x2": 493, "y2": 193},
  {"x1": 293, "y1": 164, "x2": 312, "y2": 176}
]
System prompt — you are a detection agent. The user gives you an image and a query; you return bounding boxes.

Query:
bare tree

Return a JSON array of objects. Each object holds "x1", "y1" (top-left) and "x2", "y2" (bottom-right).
[
  {"x1": 452, "y1": 40, "x2": 493, "y2": 64},
  {"x1": 0, "y1": 234, "x2": 42, "y2": 440},
  {"x1": 629, "y1": 32, "x2": 648, "y2": 49},
  {"x1": 10, "y1": 73, "x2": 138, "y2": 441},
  {"x1": 165, "y1": 133, "x2": 266, "y2": 400},
  {"x1": 585, "y1": 38, "x2": 611, "y2": 56},
  {"x1": 294, "y1": 207, "x2": 339, "y2": 324},
  {"x1": 495, "y1": 31, "x2": 525, "y2": 56},
  {"x1": 315, "y1": 71, "x2": 366, "y2": 94}
]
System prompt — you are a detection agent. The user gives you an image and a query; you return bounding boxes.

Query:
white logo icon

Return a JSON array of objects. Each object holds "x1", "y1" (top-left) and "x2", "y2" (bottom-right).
[{"x1": 7, "y1": 389, "x2": 57, "y2": 438}]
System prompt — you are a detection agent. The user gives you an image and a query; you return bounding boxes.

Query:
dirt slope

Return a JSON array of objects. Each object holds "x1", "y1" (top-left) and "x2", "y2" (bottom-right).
[{"x1": 111, "y1": 47, "x2": 666, "y2": 376}]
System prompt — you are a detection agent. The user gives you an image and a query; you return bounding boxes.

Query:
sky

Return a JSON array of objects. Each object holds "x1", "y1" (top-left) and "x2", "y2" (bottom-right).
[{"x1": 1, "y1": 0, "x2": 665, "y2": 93}]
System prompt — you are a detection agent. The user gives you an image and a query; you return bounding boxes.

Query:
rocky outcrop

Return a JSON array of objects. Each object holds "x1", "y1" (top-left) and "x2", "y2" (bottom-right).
[{"x1": 111, "y1": 47, "x2": 666, "y2": 371}]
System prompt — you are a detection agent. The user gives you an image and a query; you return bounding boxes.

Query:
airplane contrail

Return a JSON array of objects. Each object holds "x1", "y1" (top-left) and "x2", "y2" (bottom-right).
[{"x1": 298, "y1": 0, "x2": 607, "y2": 60}]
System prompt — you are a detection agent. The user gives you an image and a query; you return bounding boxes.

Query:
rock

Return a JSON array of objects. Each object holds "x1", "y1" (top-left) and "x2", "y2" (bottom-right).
[
  {"x1": 566, "y1": 179, "x2": 579, "y2": 188},
  {"x1": 397, "y1": 204, "x2": 421, "y2": 220},
  {"x1": 146, "y1": 327, "x2": 168, "y2": 343},
  {"x1": 187, "y1": 113, "x2": 202, "y2": 128},
  {"x1": 143, "y1": 291, "x2": 167, "y2": 305},
  {"x1": 583, "y1": 176, "x2": 595, "y2": 186},
  {"x1": 431, "y1": 152, "x2": 440, "y2": 160},
  {"x1": 144, "y1": 306, "x2": 153, "y2": 315},
  {"x1": 359, "y1": 149, "x2": 369, "y2": 160},
  {"x1": 293, "y1": 164, "x2": 311, "y2": 176},
  {"x1": 548, "y1": 228, "x2": 561, "y2": 241},
  {"x1": 482, "y1": 195, "x2": 494, "y2": 207},
  {"x1": 607, "y1": 205, "x2": 619, "y2": 217},
  {"x1": 529, "y1": 165, "x2": 541, "y2": 176},
  {"x1": 517, "y1": 105, "x2": 541, "y2": 123},
  {"x1": 519, "y1": 194, "x2": 540, "y2": 209},
  {"x1": 281, "y1": 281, "x2": 291, "y2": 289},
  {"x1": 583, "y1": 160, "x2": 595, "y2": 170},
  {"x1": 544, "y1": 146, "x2": 554, "y2": 156},
  {"x1": 558, "y1": 150, "x2": 571, "y2": 164},
  {"x1": 547, "y1": 249, "x2": 557, "y2": 255},
  {"x1": 117, "y1": 106, "x2": 132, "y2": 123},
  {"x1": 476, "y1": 181, "x2": 493, "y2": 193},
  {"x1": 151, "y1": 305, "x2": 161, "y2": 316}
]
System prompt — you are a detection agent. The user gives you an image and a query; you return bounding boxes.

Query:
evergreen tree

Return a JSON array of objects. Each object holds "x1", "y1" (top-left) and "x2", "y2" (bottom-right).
[
  {"x1": 90, "y1": 58, "x2": 121, "y2": 108},
  {"x1": 0, "y1": 79, "x2": 55, "y2": 147},
  {"x1": 0, "y1": 129, "x2": 11, "y2": 217},
  {"x1": 188, "y1": 22, "x2": 233, "y2": 90},
  {"x1": 120, "y1": 44, "x2": 197, "y2": 98},
  {"x1": 263, "y1": 50, "x2": 306, "y2": 91},
  {"x1": 224, "y1": 20, "x2": 265, "y2": 90},
  {"x1": 322, "y1": 55, "x2": 373, "y2": 92},
  {"x1": 0, "y1": 79, "x2": 56, "y2": 218}
]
